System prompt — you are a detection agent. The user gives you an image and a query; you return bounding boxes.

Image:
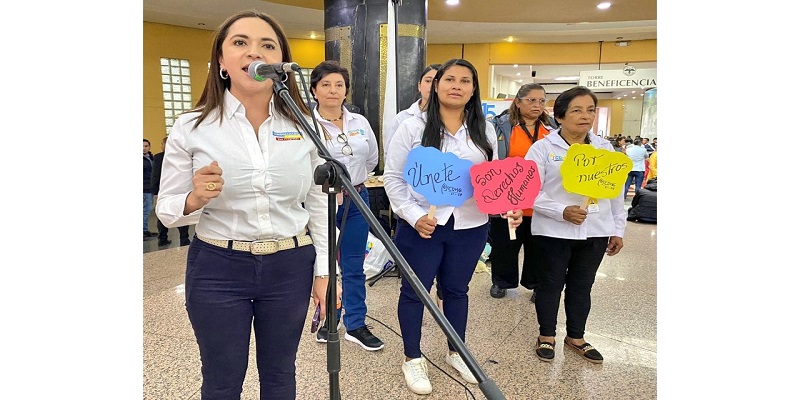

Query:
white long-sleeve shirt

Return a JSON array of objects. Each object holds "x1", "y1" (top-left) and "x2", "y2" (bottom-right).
[
  {"x1": 383, "y1": 115, "x2": 498, "y2": 230},
  {"x1": 156, "y1": 90, "x2": 330, "y2": 276},
  {"x1": 524, "y1": 130, "x2": 626, "y2": 239},
  {"x1": 383, "y1": 99, "x2": 422, "y2": 159},
  {"x1": 313, "y1": 107, "x2": 379, "y2": 186}
]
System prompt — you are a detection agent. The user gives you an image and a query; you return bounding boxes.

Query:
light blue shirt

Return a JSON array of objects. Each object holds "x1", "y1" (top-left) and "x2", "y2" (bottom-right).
[{"x1": 626, "y1": 145, "x2": 649, "y2": 171}]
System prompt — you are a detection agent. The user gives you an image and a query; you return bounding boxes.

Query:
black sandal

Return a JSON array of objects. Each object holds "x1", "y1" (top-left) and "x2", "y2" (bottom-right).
[
  {"x1": 564, "y1": 338, "x2": 603, "y2": 364},
  {"x1": 535, "y1": 337, "x2": 555, "y2": 362}
]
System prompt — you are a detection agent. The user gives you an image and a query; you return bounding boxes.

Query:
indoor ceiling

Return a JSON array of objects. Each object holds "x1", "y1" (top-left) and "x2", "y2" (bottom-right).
[{"x1": 143, "y1": 0, "x2": 657, "y2": 98}]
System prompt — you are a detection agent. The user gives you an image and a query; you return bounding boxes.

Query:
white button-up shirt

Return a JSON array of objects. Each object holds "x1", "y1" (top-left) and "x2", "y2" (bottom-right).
[
  {"x1": 313, "y1": 107, "x2": 379, "y2": 186},
  {"x1": 383, "y1": 99, "x2": 422, "y2": 159},
  {"x1": 524, "y1": 130, "x2": 626, "y2": 239},
  {"x1": 156, "y1": 90, "x2": 330, "y2": 275},
  {"x1": 383, "y1": 114, "x2": 498, "y2": 230}
]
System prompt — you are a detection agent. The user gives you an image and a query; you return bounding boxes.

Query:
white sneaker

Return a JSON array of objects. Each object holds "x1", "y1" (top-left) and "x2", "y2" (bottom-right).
[
  {"x1": 401, "y1": 357, "x2": 432, "y2": 395},
  {"x1": 445, "y1": 353, "x2": 478, "y2": 384}
]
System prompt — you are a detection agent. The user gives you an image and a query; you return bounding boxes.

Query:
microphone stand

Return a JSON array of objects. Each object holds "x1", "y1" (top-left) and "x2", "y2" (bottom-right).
[{"x1": 271, "y1": 75, "x2": 506, "y2": 400}]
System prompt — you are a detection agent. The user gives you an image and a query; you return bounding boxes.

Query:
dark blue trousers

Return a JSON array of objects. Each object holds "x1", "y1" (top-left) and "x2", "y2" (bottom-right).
[
  {"x1": 394, "y1": 217, "x2": 489, "y2": 359},
  {"x1": 336, "y1": 187, "x2": 370, "y2": 331},
  {"x1": 530, "y1": 235, "x2": 608, "y2": 339},
  {"x1": 185, "y1": 238, "x2": 315, "y2": 400}
]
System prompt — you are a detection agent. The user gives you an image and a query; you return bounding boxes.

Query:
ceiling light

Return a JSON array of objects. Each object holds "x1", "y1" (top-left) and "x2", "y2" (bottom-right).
[
  {"x1": 513, "y1": 64, "x2": 518, "y2": 68},
  {"x1": 507, "y1": 36, "x2": 514, "y2": 42},
  {"x1": 554, "y1": 76, "x2": 579, "y2": 81},
  {"x1": 446, "y1": 0, "x2": 459, "y2": 5},
  {"x1": 516, "y1": 72, "x2": 521, "y2": 76},
  {"x1": 310, "y1": 33, "x2": 316, "y2": 39},
  {"x1": 597, "y1": 2, "x2": 611, "y2": 10}
]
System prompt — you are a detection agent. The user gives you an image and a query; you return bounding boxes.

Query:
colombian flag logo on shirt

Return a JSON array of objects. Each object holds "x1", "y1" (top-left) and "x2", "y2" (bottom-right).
[{"x1": 273, "y1": 131, "x2": 302, "y2": 141}]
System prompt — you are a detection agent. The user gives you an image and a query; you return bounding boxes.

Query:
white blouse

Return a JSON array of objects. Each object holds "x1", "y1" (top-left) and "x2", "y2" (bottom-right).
[
  {"x1": 524, "y1": 130, "x2": 627, "y2": 240},
  {"x1": 383, "y1": 114, "x2": 498, "y2": 230},
  {"x1": 383, "y1": 99, "x2": 422, "y2": 159},
  {"x1": 156, "y1": 90, "x2": 330, "y2": 275},
  {"x1": 313, "y1": 107, "x2": 379, "y2": 186}
]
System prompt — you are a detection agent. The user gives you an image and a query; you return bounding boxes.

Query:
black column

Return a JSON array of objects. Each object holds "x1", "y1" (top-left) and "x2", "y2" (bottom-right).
[{"x1": 323, "y1": 0, "x2": 427, "y2": 170}]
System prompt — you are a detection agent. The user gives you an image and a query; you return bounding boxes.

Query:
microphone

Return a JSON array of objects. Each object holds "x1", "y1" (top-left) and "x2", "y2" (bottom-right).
[{"x1": 248, "y1": 61, "x2": 300, "y2": 81}]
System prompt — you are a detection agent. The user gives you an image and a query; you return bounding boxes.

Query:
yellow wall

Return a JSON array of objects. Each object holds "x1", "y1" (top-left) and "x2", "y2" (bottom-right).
[
  {"x1": 426, "y1": 44, "x2": 464, "y2": 64},
  {"x1": 143, "y1": 22, "x2": 213, "y2": 140},
  {"x1": 144, "y1": 22, "x2": 654, "y2": 139},
  {"x1": 605, "y1": 100, "x2": 625, "y2": 137},
  {"x1": 143, "y1": 22, "x2": 325, "y2": 139}
]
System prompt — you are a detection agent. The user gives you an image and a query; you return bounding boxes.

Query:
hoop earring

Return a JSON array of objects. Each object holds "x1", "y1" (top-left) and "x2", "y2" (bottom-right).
[{"x1": 219, "y1": 68, "x2": 229, "y2": 80}]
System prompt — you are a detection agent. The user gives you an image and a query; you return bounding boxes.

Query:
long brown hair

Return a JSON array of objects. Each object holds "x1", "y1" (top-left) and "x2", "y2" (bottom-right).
[
  {"x1": 189, "y1": 10, "x2": 310, "y2": 130},
  {"x1": 421, "y1": 59, "x2": 493, "y2": 161}
]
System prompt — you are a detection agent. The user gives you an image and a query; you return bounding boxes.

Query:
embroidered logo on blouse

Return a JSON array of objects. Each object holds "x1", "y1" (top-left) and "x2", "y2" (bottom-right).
[
  {"x1": 273, "y1": 131, "x2": 302, "y2": 141},
  {"x1": 347, "y1": 129, "x2": 364, "y2": 137},
  {"x1": 548, "y1": 153, "x2": 564, "y2": 162}
]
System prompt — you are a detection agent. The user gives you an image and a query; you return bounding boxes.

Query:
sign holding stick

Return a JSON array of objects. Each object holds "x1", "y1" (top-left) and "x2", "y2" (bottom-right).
[
  {"x1": 403, "y1": 146, "x2": 474, "y2": 222},
  {"x1": 470, "y1": 157, "x2": 541, "y2": 240},
  {"x1": 560, "y1": 144, "x2": 632, "y2": 208}
]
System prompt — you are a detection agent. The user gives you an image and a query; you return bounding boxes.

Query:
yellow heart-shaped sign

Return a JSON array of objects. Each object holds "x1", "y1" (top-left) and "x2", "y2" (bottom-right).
[{"x1": 560, "y1": 144, "x2": 632, "y2": 198}]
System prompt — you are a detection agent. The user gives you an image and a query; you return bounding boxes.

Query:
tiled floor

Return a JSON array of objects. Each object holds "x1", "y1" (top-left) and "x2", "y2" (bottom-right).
[{"x1": 143, "y1": 199, "x2": 656, "y2": 399}]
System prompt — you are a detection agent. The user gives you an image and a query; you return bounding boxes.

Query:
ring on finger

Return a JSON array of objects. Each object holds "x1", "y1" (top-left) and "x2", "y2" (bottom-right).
[{"x1": 206, "y1": 182, "x2": 217, "y2": 191}]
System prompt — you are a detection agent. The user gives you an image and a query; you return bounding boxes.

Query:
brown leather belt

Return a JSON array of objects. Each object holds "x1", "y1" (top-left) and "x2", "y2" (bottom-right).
[{"x1": 196, "y1": 234, "x2": 313, "y2": 255}]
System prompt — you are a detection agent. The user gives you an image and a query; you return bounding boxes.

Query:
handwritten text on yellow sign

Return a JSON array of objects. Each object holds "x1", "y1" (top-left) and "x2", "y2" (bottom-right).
[{"x1": 560, "y1": 144, "x2": 632, "y2": 198}]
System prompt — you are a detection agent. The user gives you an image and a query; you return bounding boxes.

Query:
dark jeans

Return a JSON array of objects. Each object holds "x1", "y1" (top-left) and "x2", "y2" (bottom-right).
[
  {"x1": 624, "y1": 171, "x2": 645, "y2": 198},
  {"x1": 336, "y1": 186, "x2": 370, "y2": 330},
  {"x1": 488, "y1": 215, "x2": 537, "y2": 290},
  {"x1": 530, "y1": 235, "x2": 608, "y2": 339},
  {"x1": 394, "y1": 217, "x2": 489, "y2": 358},
  {"x1": 185, "y1": 238, "x2": 315, "y2": 400}
]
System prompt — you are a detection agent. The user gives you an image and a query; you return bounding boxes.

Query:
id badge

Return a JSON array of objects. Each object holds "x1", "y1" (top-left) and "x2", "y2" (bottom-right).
[{"x1": 587, "y1": 198, "x2": 600, "y2": 213}]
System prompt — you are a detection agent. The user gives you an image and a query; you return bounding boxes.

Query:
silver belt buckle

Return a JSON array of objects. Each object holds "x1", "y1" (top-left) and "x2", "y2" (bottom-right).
[{"x1": 250, "y1": 239, "x2": 279, "y2": 255}]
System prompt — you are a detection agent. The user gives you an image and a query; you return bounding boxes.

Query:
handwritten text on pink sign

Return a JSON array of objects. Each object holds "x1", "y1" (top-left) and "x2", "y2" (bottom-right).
[{"x1": 470, "y1": 157, "x2": 542, "y2": 214}]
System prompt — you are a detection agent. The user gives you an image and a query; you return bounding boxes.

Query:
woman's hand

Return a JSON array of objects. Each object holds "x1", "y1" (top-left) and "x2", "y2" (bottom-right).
[
  {"x1": 501, "y1": 209, "x2": 524, "y2": 229},
  {"x1": 184, "y1": 161, "x2": 224, "y2": 215},
  {"x1": 414, "y1": 215, "x2": 438, "y2": 239},
  {"x1": 312, "y1": 276, "x2": 330, "y2": 317},
  {"x1": 606, "y1": 236, "x2": 623, "y2": 256},
  {"x1": 562, "y1": 205, "x2": 588, "y2": 225}
]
